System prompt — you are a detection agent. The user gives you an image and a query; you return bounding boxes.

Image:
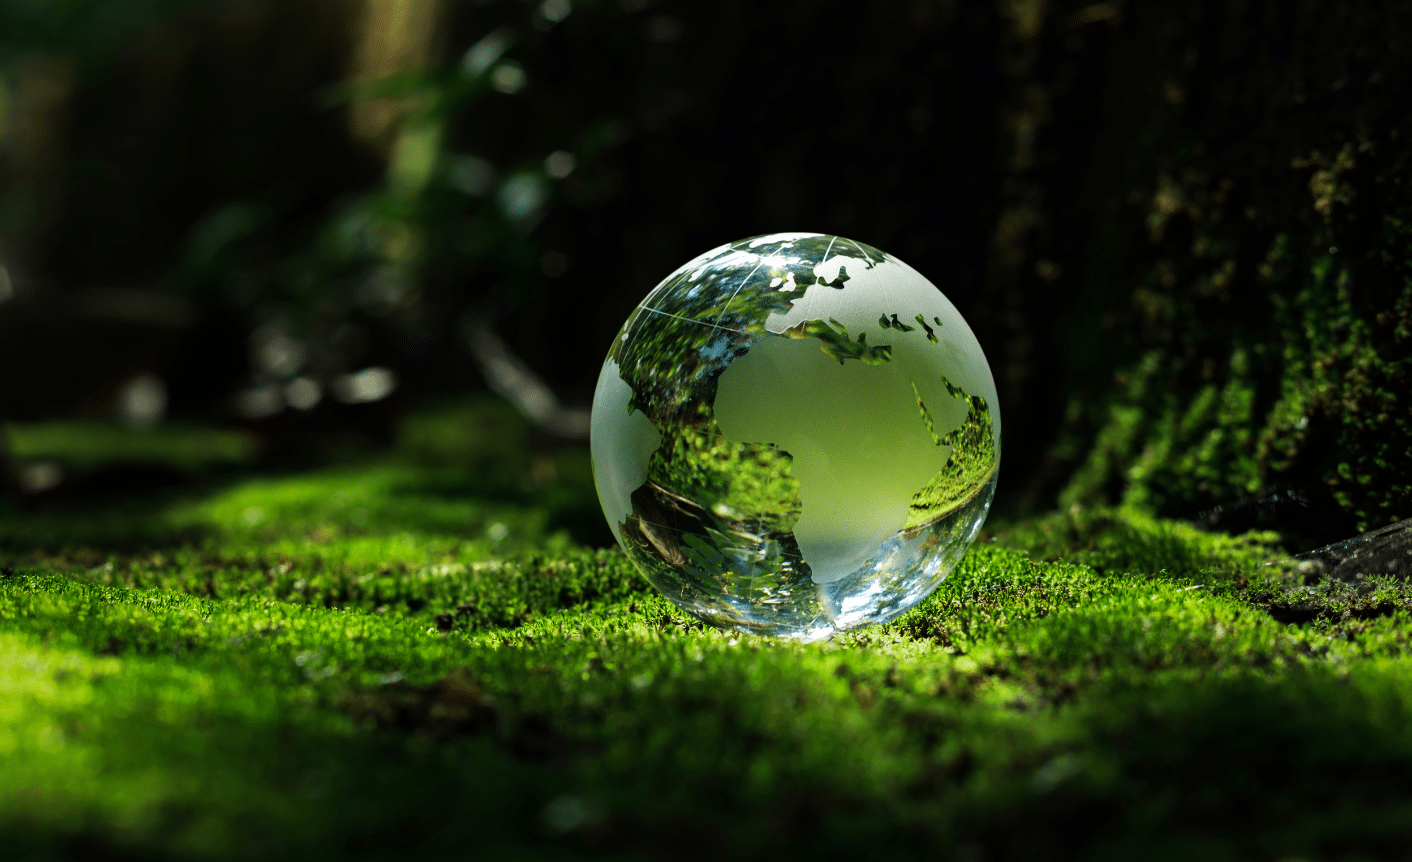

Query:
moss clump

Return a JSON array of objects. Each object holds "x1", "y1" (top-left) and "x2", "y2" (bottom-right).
[
  {"x1": 5, "y1": 421, "x2": 257, "y2": 472},
  {"x1": 3, "y1": 403, "x2": 1412, "y2": 859},
  {"x1": 1046, "y1": 5, "x2": 1412, "y2": 540}
]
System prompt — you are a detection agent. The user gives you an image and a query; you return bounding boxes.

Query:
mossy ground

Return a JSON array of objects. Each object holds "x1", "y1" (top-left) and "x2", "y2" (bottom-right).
[{"x1": 3, "y1": 399, "x2": 1411, "y2": 861}]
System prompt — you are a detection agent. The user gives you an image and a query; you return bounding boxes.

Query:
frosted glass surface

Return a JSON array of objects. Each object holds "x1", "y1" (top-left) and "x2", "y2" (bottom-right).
[{"x1": 590, "y1": 233, "x2": 1000, "y2": 640}]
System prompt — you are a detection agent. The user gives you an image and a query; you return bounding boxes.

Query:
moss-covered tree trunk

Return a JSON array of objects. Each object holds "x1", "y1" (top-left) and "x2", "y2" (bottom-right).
[{"x1": 1000, "y1": 1, "x2": 1411, "y2": 544}]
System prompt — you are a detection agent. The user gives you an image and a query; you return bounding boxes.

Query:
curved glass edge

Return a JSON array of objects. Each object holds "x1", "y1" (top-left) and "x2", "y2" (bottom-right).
[{"x1": 620, "y1": 469, "x2": 998, "y2": 642}]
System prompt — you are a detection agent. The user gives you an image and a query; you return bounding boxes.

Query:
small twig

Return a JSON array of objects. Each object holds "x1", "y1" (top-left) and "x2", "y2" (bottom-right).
[{"x1": 466, "y1": 327, "x2": 590, "y2": 440}]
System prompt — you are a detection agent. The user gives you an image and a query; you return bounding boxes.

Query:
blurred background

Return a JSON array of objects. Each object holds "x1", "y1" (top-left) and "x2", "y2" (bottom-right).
[{"x1": 1, "y1": 0, "x2": 1407, "y2": 546}]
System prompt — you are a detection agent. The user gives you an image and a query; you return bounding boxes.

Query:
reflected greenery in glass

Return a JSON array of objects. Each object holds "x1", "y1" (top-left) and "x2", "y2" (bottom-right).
[{"x1": 592, "y1": 234, "x2": 1000, "y2": 640}]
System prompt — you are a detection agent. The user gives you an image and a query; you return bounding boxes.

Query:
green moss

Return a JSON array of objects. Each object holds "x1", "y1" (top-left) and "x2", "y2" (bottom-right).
[
  {"x1": 1039, "y1": 4, "x2": 1412, "y2": 539},
  {"x1": 2, "y1": 403, "x2": 1411, "y2": 858},
  {"x1": 5, "y1": 421, "x2": 257, "y2": 471}
]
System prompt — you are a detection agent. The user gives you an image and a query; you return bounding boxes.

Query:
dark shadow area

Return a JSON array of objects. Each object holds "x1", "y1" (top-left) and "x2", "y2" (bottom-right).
[{"x1": 3, "y1": 1, "x2": 1408, "y2": 533}]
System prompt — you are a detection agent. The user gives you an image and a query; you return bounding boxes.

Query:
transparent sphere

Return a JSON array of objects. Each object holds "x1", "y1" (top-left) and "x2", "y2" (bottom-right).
[{"x1": 591, "y1": 233, "x2": 1001, "y2": 640}]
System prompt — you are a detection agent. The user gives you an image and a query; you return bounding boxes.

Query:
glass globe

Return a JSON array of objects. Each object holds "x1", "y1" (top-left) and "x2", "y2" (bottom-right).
[{"x1": 591, "y1": 233, "x2": 1000, "y2": 640}]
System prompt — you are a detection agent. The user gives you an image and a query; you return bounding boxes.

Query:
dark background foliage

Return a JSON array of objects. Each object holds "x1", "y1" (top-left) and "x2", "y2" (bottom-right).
[{"x1": 1, "y1": 0, "x2": 1408, "y2": 544}]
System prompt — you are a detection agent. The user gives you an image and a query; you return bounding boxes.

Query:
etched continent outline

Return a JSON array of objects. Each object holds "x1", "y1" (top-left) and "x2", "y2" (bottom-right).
[{"x1": 713, "y1": 250, "x2": 997, "y2": 584}]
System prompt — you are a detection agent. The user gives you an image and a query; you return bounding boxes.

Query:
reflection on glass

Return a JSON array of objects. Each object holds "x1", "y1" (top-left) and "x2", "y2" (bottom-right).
[{"x1": 591, "y1": 233, "x2": 1001, "y2": 640}]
